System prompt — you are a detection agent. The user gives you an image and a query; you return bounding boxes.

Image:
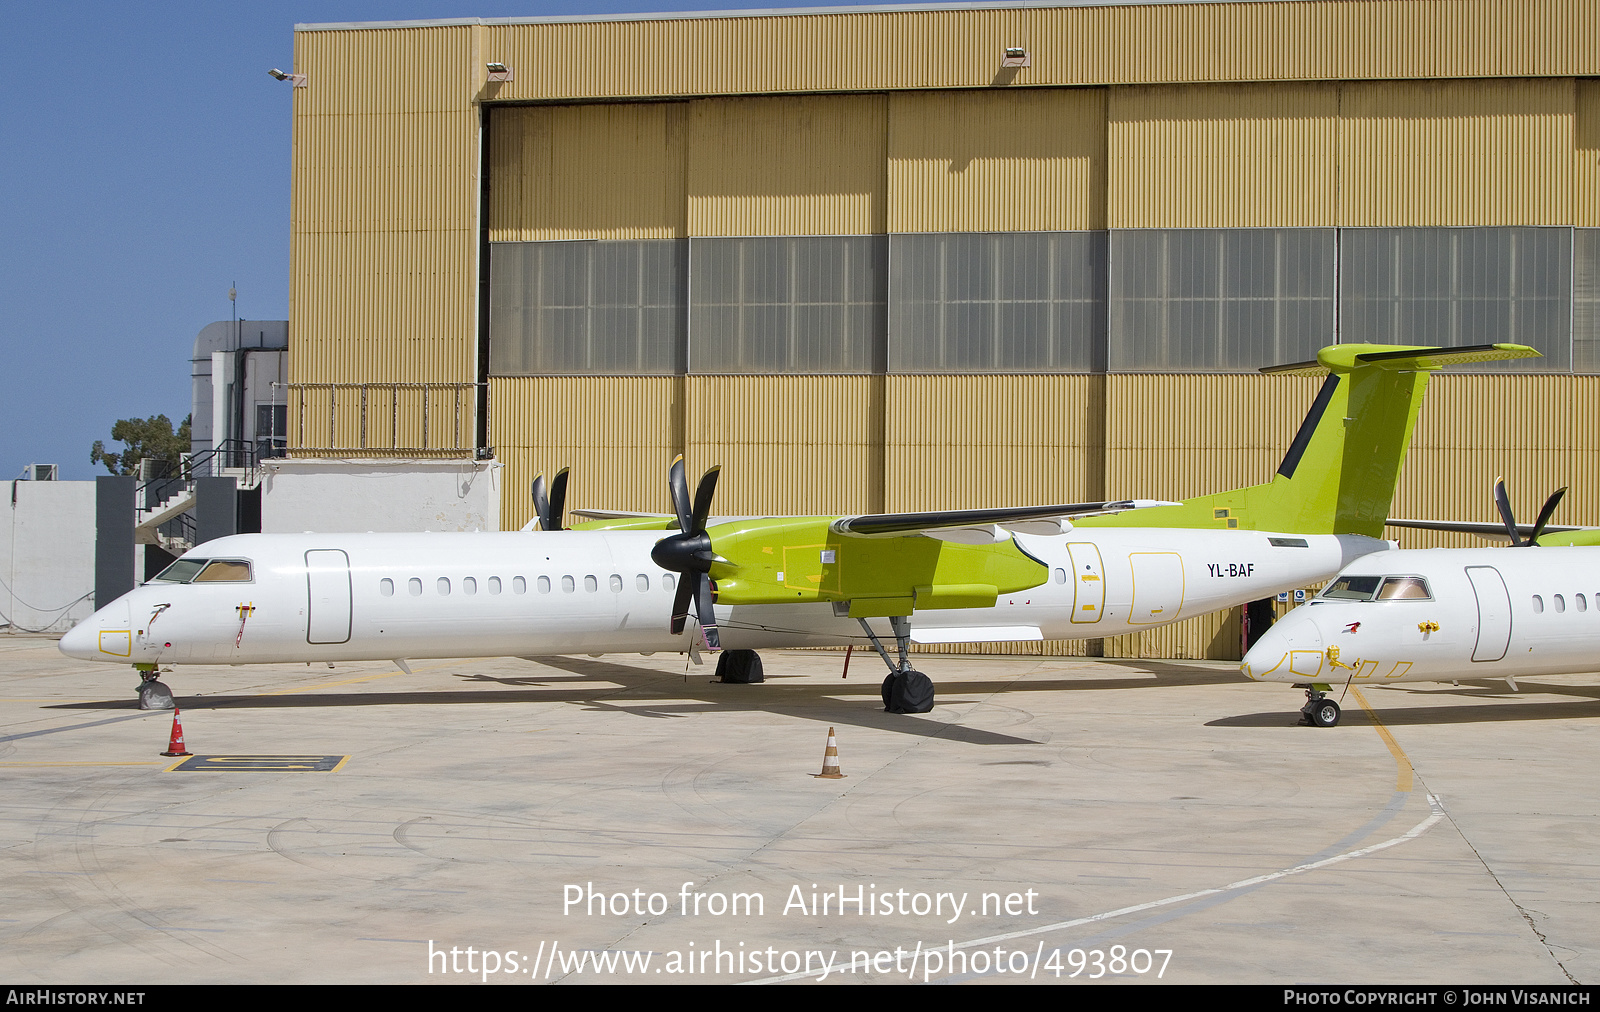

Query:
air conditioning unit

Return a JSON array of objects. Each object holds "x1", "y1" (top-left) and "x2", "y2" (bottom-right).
[{"x1": 23, "y1": 464, "x2": 57, "y2": 481}]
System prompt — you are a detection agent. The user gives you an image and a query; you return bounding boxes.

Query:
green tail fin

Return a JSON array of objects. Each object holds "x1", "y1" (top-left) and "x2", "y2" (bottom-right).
[{"x1": 1083, "y1": 344, "x2": 1540, "y2": 537}]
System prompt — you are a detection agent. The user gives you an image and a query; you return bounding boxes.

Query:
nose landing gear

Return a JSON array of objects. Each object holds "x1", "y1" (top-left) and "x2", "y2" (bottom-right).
[
  {"x1": 135, "y1": 664, "x2": 175, "y2": 710},
  {"x1": 1299, "y1": 685, "x2": 1341, "y2": 727}
]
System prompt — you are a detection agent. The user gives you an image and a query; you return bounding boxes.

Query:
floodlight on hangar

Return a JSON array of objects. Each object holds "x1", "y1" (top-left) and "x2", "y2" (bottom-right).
[
  {"x1": 1001, "y1": 47, "x2": 1030, "y2": 67},
  {"x1": 486, "y1": 62, "x2": 514, "y2": 82},
  {"x1": 267, "y1": 68, "x2": 307, "y2": 87}
]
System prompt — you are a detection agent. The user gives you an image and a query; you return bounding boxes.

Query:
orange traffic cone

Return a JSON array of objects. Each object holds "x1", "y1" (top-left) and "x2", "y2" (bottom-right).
[
  {"x1": 812, "y1": 726, "x2": 846, "y2": 779},
  {"x1": 161, "y1": 707, "x2": 192, "y2": 757}
]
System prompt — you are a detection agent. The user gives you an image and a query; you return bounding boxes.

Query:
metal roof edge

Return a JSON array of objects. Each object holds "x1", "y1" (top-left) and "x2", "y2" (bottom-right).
[{"x1": 294, "y1": 0, "x2": 1246, "y2": 32}]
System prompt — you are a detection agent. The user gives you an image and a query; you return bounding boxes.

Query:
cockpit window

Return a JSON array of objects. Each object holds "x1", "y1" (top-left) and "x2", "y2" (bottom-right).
[
  {"x1": 1375, "y1": 576, "x2": 1430, "y2": 600},
  {"x1": 152, "y1": 559, "x2": 208, "y2": 583},
  {"x1": 193, "y1": 560, "x2": 253, "y2": 583},
  {"x1": 1320, "y1": 575, "x2": 1381, "y2": 601}
]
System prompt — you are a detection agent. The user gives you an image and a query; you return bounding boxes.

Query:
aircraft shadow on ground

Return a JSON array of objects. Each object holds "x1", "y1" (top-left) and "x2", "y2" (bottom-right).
[
  {"x1": 54, "y1": 656, "x2": 1600, "y2": 732},
  {"x1": 1211, "y1": 689, "x2": 1600, "y2": 728},
  {"x1": 45, "y1": 656, "x2": 1243, "y2": 746}
]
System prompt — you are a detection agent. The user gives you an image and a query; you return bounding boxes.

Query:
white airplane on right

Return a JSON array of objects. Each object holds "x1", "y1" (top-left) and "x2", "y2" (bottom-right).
[{"x1": 1241, "y1": 480, "x2": 1600, "y2": 727}]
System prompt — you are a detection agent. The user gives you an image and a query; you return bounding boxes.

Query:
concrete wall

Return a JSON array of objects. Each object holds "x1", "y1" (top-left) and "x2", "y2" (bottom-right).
[
  {"x1": 259, "y1": 458, "x2": 502, "y2": 534},
  {"x1": 3, "y1": 480, "x2": 96, "y2": 634}
]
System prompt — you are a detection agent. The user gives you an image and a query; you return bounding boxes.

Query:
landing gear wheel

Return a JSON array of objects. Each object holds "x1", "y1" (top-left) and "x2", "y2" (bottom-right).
[
  {"x1": 136, "y1": 668, "x2": 174, "y2": 711},
  {"x1": 885, "y1": 669, "x2": 935, "y2": 714},
  {"x1": 714, "y1": 649, "x2": 764, "y2": 684},
  {"x1": 1309, "y1": 697, "x2": 1341, "y2": 728}
]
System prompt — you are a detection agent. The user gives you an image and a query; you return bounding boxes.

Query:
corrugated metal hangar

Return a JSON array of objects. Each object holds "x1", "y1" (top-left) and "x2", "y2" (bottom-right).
[{"x1": 283, "y1": 0, "x2": 1600, "y2": 660}]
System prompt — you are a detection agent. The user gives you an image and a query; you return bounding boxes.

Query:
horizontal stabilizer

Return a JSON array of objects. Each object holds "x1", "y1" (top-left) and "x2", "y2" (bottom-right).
[
  {"x1": 1261, "y1": 343, "x2": 1539, "y2": 377},
  {"x1": 832, "y1": 499, "x2": 1180, "y2": 538}
]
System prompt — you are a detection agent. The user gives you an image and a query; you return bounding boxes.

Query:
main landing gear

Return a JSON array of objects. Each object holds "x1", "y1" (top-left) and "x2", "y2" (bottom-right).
[
  {"x1": 857, "y1": 616, "x2": 935, "y2": 714},
  {"x1": 136, "y1": 664, "x2": 175, "y2": 711},
  {"x1": 715, "y1": 649, "x2": 764, "y2": 684},
  {"x1": 1298, "y1": 685, "x2": 1341, "y2": 727}
]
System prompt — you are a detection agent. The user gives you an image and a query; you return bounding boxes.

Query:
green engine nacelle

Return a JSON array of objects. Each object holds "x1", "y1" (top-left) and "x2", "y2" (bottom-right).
[{"x1": 702, "y1": 517, "x2": 1048, "y2": 618}]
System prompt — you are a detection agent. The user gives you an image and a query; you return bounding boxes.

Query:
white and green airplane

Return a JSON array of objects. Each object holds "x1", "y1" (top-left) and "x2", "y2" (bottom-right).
[
  {"x1": 61, "y1": 344, "x2": 1535, "y2": 713},
  {"x1": 1243, "y1": 479, "x2": 1600, "y2": 727}
]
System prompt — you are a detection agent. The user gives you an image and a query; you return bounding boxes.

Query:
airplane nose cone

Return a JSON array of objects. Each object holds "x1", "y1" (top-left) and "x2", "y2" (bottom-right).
[
  {"x1": 57, "y1": 596, "x2": 131, "y2": 662},
  {"x1": 58, "y1": 620, "x2": 98, "y2": 659},
  {"x1": 1241, "y1": 612, "x2": 1325, "y2": 681}
]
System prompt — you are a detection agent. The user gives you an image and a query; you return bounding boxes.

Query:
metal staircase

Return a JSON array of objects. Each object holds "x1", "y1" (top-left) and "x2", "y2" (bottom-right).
[{"x1": 134, "y1": 439, "x2": 267, "y2": 555}]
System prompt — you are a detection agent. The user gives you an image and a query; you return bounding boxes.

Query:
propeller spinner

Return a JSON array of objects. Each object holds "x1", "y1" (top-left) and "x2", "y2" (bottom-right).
[
  {"x1": 650, "y1": 456, "x2": 723, "y2": 650},
  {"x1": 1493, "y1": 476, "x2": 1566, "y2": 547}
]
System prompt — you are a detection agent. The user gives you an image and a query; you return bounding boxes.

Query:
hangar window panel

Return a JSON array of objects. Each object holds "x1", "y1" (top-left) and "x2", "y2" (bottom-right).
[
  {"x1": 689, "y1": 236, "x2": 886, "y2": 374},
  {"x1": 1108, "y1": 229, "x2": 1332, "y2": 372},
  {"x1": 1576, "y1": 230, "x2": 1600, "y2": 373},
  {"x1": 1339, "y1": 228, "x2": 1571, "y2": 372},
  {"x1": 489, "y1": 239, "x2": 686, "y2": 375},
  {"x1": 889, "y1": 232, "x2": 1105, "y2": 373}
]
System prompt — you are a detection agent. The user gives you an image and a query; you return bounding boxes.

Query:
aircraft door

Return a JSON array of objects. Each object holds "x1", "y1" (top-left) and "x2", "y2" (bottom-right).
[
  {"x1": 1128, "y1": 552, "x2": 1185, "y2": 625},
  {"x1": 1466, "y1": 565, "x2": 1511, "y2": 662},
  {"x1": 306, "y1": 549, "x2": 352, "y2": 645},
  {"x1": 1066, "y1": 543, "x2": 1105, "y2": 624}
]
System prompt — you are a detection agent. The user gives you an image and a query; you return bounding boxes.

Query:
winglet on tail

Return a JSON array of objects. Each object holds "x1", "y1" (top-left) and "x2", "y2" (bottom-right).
[{"x1": 1083, "y1": 343, "x2": 1540, "y2": 537}]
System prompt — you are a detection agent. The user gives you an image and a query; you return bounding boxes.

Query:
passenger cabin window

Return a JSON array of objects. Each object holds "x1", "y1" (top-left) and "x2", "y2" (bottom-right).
[
  {"x1": 1375, "y1": 577, "x2": 1430, "y2": 601},
  {"x1": 636, "y1": 575, "x2": 649, "y2": 592},
  {"x1": 463, "y1": 577, "x2": 477, "y2": 595},
  {"x1": 584, "y1": 575, "x2": 598, "y2": 593},
  {"x1": 1533, "y1": 595, "x2": 1545, "y2": 613},
  {"x1": 562, "y1": 575, "x2": 575, "y2": 593},
  {"x1": 437, "y1": 577, "x2": 451, "y2": 596},
  {"x1": 380, "y1": 578, "x2": 394, "y2": 597},
  {"x1": 1554, "y1": 594, "x2": 1566, "y2": 613},
  {"x1": 489, "y1": 576, "x2": 502, "y2": 595},
  {"x1": 409, "y1": 578, "x2": 423, "y2": 597},
  {"x1": 513, "y1": 576, "x2": 527, "y2": 594},
  {"x1": 537, "y1": 576, "x2": 551, "y2": 594},
  {"x1": 609, "y1": 574, "x2": 623, "y2": 593}
]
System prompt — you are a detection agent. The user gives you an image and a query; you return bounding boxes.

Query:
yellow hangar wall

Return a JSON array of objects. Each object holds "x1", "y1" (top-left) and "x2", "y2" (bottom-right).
[{"x1": 288, "y1": 2, "x2": 1600, "y2": 660}]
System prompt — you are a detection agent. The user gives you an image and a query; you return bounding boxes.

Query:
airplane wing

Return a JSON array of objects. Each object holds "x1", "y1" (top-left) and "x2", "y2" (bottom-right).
[
  {"x1": 831, "y1": 499, "x2": 1179, "y2": 537},
  {"x1": 1385, "y1": 518, "x2": 1582, "y2": 539}
]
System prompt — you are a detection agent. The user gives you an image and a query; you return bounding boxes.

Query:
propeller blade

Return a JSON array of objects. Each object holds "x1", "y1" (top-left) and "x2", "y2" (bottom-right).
[
  {"x1": 531, "y1": 475, "x2": 550, "y2": 531},
  {"x1": 696, "y1": 575, "x2": 720, "y2": 651},
  {"x1": 547, "y1": 467, "x2": 569, "y2": 532},
  {"x1": 667, "y1": 455, "x2": 693, "y2": 533},
  {"x1": 1528, "y1": 486, "x2": 1568, "y2": 545},
  {"x1": 1493, "y1": 477, "x2": 1523, "y2": 547},
  {"x1": 669, "y1": 575, "x2": 695, "y2": 635},
  {"x1": 690, "y1": 465, "x2": 721, "y2": 534}
]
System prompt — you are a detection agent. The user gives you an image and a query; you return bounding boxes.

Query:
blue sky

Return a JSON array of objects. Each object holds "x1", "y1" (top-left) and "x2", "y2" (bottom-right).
[{"x1": 1, "y1": 0, "x2": 957, "y2": 480}]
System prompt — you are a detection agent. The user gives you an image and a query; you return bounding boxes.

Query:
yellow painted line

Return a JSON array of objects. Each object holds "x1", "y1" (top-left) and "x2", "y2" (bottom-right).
[
  {"x1": 254, "y1": 660, "x2": 459, "y2": 697},
  {"x1": 0, "y1": 761, "x2": 165, "y2": 767},
  {"x1": 1350, "y1": 686, "x2": 1415, "y2": 793}
]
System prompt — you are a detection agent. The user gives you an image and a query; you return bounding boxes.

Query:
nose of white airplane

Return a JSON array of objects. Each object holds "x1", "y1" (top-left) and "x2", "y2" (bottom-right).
[
  {"x1": 1240, "y1": 608, "x2": 1326, "y2": 681},
  {"x1": 57, "y1": 596, "x2": 131, "y2": 661}
]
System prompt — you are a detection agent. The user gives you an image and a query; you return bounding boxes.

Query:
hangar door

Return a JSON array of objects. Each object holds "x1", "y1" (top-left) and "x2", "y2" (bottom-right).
[{"x1": 306, "y1": 549, "x2": 352, "y2": 645}]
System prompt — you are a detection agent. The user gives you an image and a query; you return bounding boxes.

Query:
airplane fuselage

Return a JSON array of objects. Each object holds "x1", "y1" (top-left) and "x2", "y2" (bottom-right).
[
  {"x1": 61, "y1": 529, "x2": 1388, "y2": 667},
  {"x1": 1242, "y1": 547, "x2": 1600, "y2": 686}
]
